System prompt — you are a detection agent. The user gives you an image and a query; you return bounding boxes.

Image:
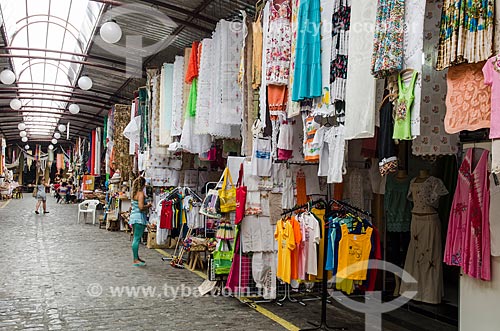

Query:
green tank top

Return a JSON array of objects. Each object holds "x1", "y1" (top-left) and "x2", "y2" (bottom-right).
[{"x1": 393, "y1": 71, "x2": 418, "y2": 141}]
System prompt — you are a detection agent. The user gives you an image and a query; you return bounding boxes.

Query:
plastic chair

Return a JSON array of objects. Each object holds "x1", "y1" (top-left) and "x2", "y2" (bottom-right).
[{"x1": 77, "y1": 200, "x2": 100, "y2": 225}]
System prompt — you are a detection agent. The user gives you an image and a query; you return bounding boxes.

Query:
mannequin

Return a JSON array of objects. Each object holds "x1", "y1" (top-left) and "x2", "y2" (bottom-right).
[
  {"x1": 385, "y1": 168, "x2": 411, "y2": 296},
  {"x1": 395, "y1": 169, "x2": 408, "y2": 179},
  {"x1": 416, "y1": 169, "x2": 430, "y2": 181},
  {"x1": 400, "y1": 172, "x2": 448, "y2": 304}
]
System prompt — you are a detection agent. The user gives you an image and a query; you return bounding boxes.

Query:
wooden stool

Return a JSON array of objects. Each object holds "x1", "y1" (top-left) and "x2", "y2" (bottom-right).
[{"x1": 187, "y1": 245, "x2": 207, "y2": 271}]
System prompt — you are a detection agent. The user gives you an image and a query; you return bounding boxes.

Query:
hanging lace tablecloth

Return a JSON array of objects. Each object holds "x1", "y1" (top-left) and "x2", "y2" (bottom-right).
[
  {"x1": 170, "y1": 56, "x2": 184, "y2": 136},
  {"x1": 217, "y1": 20, "x2": 244, "y2": 126},
  {"x1": 195, "y1": 38, "x2": 213, "y2": 135}
]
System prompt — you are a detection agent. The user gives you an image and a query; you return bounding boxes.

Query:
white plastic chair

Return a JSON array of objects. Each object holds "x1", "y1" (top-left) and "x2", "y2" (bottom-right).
[{"x1": 77, "y1": 200, "x2": 100, "y2": 225}]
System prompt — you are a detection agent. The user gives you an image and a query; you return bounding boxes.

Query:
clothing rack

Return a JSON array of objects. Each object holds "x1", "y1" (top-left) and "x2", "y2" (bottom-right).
[
  {"x1": 281, "y1": 199, "x2": 326, "y2": 216},
  {"x1": 330, "y1": 199, "x2": 374, "y2": 218},
  {"x1": 301, "y1": 188, "x2": 351, "y2": 331}
]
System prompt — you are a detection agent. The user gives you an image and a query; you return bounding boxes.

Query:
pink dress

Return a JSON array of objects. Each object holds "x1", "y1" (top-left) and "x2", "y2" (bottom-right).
[{"x1": 444, "y1": 148, "x2": 491, "y2": 281}]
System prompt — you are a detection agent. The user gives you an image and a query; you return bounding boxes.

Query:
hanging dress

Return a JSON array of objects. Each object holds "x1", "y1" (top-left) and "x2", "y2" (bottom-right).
[
  {"x1": 444, "y1": 148, "x2": 491, "y2": 281},
  {"x1": 371, "y1": 0, "x2": 405, "y2": 78},
  {"x1": 393, "y1": 71, "x2": 417, "y2": 141},
  {"x1": 436, "y1": 0, "x2": 495, "y2": 70},
  {"x1": 266, "y1": 0, "x2": 292, "y2": 85},
  {"x1": 291, "y1": 0, "x2": 322, "y2": 101}
]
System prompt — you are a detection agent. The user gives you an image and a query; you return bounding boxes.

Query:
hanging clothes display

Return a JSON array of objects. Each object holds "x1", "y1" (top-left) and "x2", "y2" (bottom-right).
[
  {"x1": 437, "y1": 0, "x2": 494, "y2": 71},
  {"x1": 159, "y1": 63, "x2": 174, "y2": 146},
  {"x1": 302, "y1": 113, "x2": 321, "y2": 162},
  {"x1": 309, "y1": 0, "x2": 335, "y2": 117},
  {"x1": 384, "y1": 174, "x2": 412, "y2": 233},
  {"x1": 217, "y1": 20, "x2": 245, "y2": 126},
  {"x1": 444, "y1": 148, "x2": 491, "y2": 281},
  {"x1": 444, "y1": 62, "x2": 491, "y2": 134},
  {"x1": 312, "y1": 125, "x2": 346, "y2": 184},
  {"x1": 412, "y1": 0, "x2": 459, "y2": 156},
  {"x1": 266, "y1": 0, "x2": 292, "y2": 85},
  {"x1": 291, "y1": 0, "x2": 322, "y2": 101},
  {"x1": 195, "y1": 39, "x2": 213, "y2": 135},
  {"x1": 402, "y1": 0, "x2": 424, "y2": 138},
  {"x1": 378, "y1": 98, "x2": 397, "y2": 176},
  {"x1": 252, "y1": 15, "x2": 263, "y2": 90},
  {"x1": 482, "y1": 56, "x2": 500, "y2": 139},
  {"x1": 490, "y1": 173, "x2": 500, "y2": 257},
  {"x1": 393, "y1": 71, "x2": 418, "y2": 141},
  {"x1": 330, "y1": 0, "x2": 351, "y2": 103},
  {"x1": 287, "y1": 0, "x2": 301, "y2": 118},
  {"x1": 209, "y1": 22, "x2": 241, "y2": 138},
  {"x1": 400, "y1": 176, "x2": 448, "y2": 304},
  {"x1": 344, "y1": 0, "x2": 377, "y2": 140},
  {"x1": 170, "y1": 56, "x2": 185, "y2": 136},
  {"x1": 371, "y1": 0, "x2": 405, "y2": 78}
]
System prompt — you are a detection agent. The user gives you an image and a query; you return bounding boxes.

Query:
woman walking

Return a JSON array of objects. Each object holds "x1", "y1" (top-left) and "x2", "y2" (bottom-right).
[
  {"x1": 35, "y1": 176, "x2": 49, "y2": 214},
  {"x1": 129, "y1": 177, "x2": 151, "y2": 267}
]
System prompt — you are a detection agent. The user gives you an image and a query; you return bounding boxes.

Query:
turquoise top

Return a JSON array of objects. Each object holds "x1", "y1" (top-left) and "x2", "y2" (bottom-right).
[{"x1": 129, "y1": 199, "x2": 148, "y2": 226}]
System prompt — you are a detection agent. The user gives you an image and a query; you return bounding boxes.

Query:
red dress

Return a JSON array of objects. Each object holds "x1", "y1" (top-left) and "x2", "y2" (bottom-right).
[{"x1": 444, "y1": 148, "x2": 491, "y2": 281}]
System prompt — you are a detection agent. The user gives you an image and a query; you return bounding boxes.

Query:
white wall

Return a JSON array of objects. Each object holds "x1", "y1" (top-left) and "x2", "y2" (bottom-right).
[{"x1": 460, "y1": 257, "x2": 500, "y2": 331}]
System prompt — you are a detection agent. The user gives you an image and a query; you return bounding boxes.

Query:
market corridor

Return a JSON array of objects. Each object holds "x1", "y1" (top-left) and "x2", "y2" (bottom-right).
[
  {"x1": 0, "y1": 198, "x2": 283, "y2": 330},
  {"x1": 0, "y1": 198, "x2": 458, "y2": 331}
]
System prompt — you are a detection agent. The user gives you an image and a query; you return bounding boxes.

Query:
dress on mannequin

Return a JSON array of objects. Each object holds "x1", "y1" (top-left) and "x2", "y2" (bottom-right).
[{"x1": 400, "y1": 173, "x2": 448, "y2": 304}]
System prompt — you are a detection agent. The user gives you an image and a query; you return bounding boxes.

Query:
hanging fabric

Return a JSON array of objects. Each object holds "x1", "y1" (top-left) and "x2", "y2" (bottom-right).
[
  {"x1": 195, "y1": 38, "x2": 213, "y2": 135},
  {"x1": 291, "y1": 0, "x2": 322, "y2": 101},
  {"x1": 171, "y1": 56, "x2": 185, "y2": 136},
  {"x1": 159, "y1": 63, "x2": 174, "y2": 146},
  {"x1": 265, "y1": 0, "x2": 292, "y2": 85},
  {"x1": 344, "y1": 0, "x2": 377, "y2": 140},
  {"x1": 412, "y1": 0, "x2": 458, "y2": 156},
  {"x1": 437, "y1": 0, "x2": 494, "y2": 71}
]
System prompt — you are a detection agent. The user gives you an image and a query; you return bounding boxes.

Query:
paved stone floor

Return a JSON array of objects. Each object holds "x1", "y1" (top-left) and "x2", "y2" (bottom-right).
[{"x1": 0, "y1": 197, "x2": 458, "y2": 331}]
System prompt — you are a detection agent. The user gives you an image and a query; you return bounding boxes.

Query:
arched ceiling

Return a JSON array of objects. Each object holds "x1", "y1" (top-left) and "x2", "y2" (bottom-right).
[{"x1": 0, "y1": 0, "x2": 255, "y2": 145}]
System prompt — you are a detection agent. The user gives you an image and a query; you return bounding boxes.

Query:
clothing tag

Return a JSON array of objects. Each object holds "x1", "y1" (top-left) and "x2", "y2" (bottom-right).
[
  {"x1": 494, "y1": 173, "x2": 499, "y2": 186},
  {"x1": 353, "y1": 235, "x2": 357, "y2": 241}
]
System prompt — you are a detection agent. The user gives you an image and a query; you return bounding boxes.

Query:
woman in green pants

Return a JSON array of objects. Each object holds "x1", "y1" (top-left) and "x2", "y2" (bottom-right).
[{"x1": 129, "y1": 177, "x2": 151, "y2": 267}]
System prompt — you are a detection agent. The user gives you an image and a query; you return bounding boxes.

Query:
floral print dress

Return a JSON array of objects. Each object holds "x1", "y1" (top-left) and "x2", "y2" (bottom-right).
[
  {"x1": 437, "y1": 0, "x2": 494, "y2": 70},
  {"x1": 371, "y1": 0, "x2": 405, "y2": 78},
  {"x1": 266, "y1": 0, "x2": 292, "y2": 85}
]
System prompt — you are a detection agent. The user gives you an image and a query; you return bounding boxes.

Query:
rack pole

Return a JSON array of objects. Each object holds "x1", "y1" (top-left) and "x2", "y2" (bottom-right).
[{"x1": 301, "y1": 184, "x2": 347, "y2": 331}]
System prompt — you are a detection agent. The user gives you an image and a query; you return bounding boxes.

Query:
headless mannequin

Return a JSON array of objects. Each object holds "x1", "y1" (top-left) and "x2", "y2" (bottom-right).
[
  {"x1": 415, "y1": 169, "x2": 430, "y2": 183},
  {"x1": 396, "y1": 169, "x2": 408, "y2": 179}
]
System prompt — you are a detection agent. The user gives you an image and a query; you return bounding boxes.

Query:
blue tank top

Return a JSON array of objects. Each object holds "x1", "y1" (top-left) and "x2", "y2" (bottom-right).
[{"x1": 129, "y1": 200, "x2": 148, "y2": 226}]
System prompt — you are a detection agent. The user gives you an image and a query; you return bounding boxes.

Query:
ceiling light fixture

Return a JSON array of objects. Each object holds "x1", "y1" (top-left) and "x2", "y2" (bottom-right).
[
  {"x1": 18, "y1": 122, "x2": 26, "y2": 130},
  {"x1": 68, "y1": 104, "x2": 80, "y2": 115},
  {"x1": 0, "y1": 69, "x2": 16, "y2": 85},
  {"x1": 100, "y1": 20, "x2": 122, "y2": 44},
  {"x1": 58, "y1": 124, "x2": 66, "y2": 133},
  {"x1": 25, "y1": 145, "x2": 30, "y2": 150},
  {"x1": 78, "y1": 76, "x2": 93, "y2": 90},
  {"x1": 21, "y1": 137, "x2": 28, "y2": 143},
  {"x1": 51, "y1": 138, "x2": 58, "y2": 145},
  {"x1": 10, "y1": 98, "x2": 22, "y2": 110},
  {"x1": 54, "y1": 132, "x2": 61, "y2": 139},
  {"x1": 48, "y1": 144, "x2": 54, "y2": 150},
  {"x1": 19, "y1": 131, "x2": 27, "y2": 137}
]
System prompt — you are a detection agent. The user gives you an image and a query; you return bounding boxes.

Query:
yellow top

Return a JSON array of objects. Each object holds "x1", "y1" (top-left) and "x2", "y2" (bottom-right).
[
  {"x1": 337, "y1": 224, "x2": 373, "y2": 280},
  {"x1": 275, "y1": 219, "x2": 296, "y2": 284}
]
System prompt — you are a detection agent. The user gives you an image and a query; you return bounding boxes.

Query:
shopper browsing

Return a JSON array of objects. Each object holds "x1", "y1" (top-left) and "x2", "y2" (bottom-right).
[
  {"x1": 34, "y1": 176, "x2": 50, "y2": 214},
  {"x1": 129, "y1": 176, "x2": 151, "y2": 267}
]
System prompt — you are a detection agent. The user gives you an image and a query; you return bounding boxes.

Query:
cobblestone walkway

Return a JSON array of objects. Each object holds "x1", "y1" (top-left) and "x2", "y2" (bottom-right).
[
  {"x1": 0, "y1": 198, "x2": 283, "y2": 331},
  {"x1": 0, "y1": 197, "x2": 458, "y2": 331}
]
